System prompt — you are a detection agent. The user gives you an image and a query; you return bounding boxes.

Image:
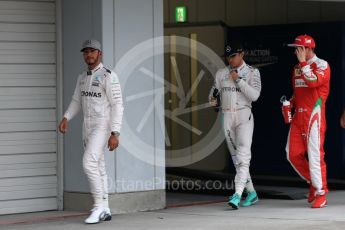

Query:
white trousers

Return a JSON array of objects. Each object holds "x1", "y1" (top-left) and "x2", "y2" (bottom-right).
[
  {"x1": 223, "y1": 108, "x2": 255, "y2": 196},
  {"x1": 82, "y1": 120, "x2": 109, "y2": 208}
]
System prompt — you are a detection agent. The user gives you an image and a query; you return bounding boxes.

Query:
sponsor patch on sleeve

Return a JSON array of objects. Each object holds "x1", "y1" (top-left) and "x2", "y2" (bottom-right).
[{"x1": 295, "y1": 78, "x2": 308, "y2": 87}]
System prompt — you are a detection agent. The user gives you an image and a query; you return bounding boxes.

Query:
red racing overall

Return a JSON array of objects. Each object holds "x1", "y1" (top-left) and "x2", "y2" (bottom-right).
[{"x1": 286, "y1": 55, "x2": 330, "y2": 195}]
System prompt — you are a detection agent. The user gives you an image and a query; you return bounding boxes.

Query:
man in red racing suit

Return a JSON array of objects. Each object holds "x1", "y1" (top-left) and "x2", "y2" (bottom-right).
[{"x1": 286, "y1": 34, "x2": 330, "y2": 208}]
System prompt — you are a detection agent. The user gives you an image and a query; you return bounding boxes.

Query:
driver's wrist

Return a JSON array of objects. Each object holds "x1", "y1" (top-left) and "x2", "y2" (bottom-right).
[
  {"x1": 299, "y1": 61, "x2": 307, "y2": 67},
  {"x1": 111, "y1": 131, "x2": 120, "y2": 137}
]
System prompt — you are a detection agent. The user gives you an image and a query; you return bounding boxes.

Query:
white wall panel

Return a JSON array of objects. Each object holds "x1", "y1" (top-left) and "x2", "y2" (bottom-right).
[
  {"x1": 0, "y1": 1, "x2": 55, "y2": 23},
  {"x1": 0, "y1": 0, "x2": 58, "y2": 214},
  {"x1": 0, "y1": 153, "x2": 56, "y2": 164},
  {"x1": 0, "y1": 87, "x2": 56, "y2": 109},
  {"x1": 0, "y1": 64, "x2": 56, "y2": 87},
  {"x1": 0, "y1": 198, "x2": 57, "y2": 215},
  {"x1": 0, "y1": 176, "x2": 57, "y2": 187}
]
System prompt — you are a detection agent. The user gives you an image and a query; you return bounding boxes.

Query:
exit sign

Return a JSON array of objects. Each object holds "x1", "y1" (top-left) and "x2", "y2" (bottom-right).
[{"x1": 175, "y1": 6, "x2": 187, "y2": 23}]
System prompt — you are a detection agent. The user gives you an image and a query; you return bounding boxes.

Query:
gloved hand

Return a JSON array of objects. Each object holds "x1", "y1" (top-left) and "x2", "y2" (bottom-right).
[{"x1": 210, "y1": 88, "x2": 221, "y2": 112}]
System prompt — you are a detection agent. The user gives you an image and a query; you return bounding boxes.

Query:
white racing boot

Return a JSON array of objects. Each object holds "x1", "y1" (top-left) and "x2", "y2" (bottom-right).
[
  {"x1": 85, "y1": 207, "x2": 106, "y2": 224},
  {"x1": 101, "y1": 207, "x2": 112, "y2": 221}
]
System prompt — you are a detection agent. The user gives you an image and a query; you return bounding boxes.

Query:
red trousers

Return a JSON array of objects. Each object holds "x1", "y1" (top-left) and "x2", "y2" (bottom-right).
[{"x1": 286, "y1": 119, "x2": 327, "y2": 193}]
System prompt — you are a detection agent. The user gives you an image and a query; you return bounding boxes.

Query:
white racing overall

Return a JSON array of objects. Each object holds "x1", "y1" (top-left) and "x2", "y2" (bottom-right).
[
  {"x1": 209, "y1": 62, "x2": 261, "y2": 196},
  {"x1": 64, "y1": 63, "x2": 123, "y2": 208}
]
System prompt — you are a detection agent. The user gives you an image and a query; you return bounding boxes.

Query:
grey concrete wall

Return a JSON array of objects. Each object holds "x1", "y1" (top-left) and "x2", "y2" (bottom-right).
[
  {"x1": 62, "y1": 0, "x2": 165, "y2": 205},
  {"x1": 64, "y1": 190, "x2": 165, "y2": 213},
  {"x1": 62, "y1": 0, "x2": 105, "y2": 193},
  {"x1": 164, "y1": 0, "x2": 345, "y2": 26},
  {"x1": 113, "y1": 0, "x2": 165, "y2": 193}
]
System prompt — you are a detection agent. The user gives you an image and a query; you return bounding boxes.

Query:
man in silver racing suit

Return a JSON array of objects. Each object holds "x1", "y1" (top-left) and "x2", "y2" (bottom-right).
[
  {"x1": 59, "y1": 39, "x2": 123, "y2": 224},
  {"x1": 209, "y1": 43, "x2": 261, "y2": 209}
]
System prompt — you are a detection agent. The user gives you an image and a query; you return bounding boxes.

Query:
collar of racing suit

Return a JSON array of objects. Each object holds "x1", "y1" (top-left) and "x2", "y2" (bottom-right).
[
  {"x1": 87, "y1": 62, "x2": 103, "y2": 75},
  {"x1": 230, "y1": 61, "x2": 247, "y2": 74},
  {"x1": 307, "y1": 54, "x2": 317, "y2": 65}
]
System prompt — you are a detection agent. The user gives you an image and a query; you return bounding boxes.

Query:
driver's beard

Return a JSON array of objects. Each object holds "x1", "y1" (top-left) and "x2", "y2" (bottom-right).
[{"x1": 86, "y1": 59, "x2": 96, "y2": 66}]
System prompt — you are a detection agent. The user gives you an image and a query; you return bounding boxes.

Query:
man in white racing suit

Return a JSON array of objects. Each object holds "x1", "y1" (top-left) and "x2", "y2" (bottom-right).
[
  {"x1": 59, "y1": 39, "x2": 123, "y2": 224},
  {"x1": 209, "y1": 43, "x2": 261, "y2": 209}
]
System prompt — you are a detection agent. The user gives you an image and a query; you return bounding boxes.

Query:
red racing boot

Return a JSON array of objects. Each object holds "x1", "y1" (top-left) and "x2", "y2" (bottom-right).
[
  {"x1": 312, "y1": 194, "x2": 327, "y2": 208},
  {"x1": 307, "y1": 185, "x2": 316, "y2": 203}
]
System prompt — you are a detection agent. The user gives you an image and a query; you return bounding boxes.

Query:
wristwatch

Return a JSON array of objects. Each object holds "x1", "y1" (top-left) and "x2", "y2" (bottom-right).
[{"x1": 111, "y1": 131, "x2": 120, "y2": 137}]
